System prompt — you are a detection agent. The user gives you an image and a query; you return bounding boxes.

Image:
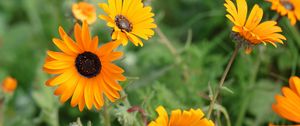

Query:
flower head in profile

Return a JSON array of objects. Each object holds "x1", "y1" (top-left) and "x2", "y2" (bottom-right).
[
  {"x1": 72, "y1": 2, "x2": 97, "y2": 24},
  {"x1": 148, "y1": 106, "x2": 214, "y2": 126},
  {"x1": 1, "y1": 76, "x2": 17, "y2": 93},
  {"x1": 99, "y1": 0, "x2": 157, "y2": 47},
  {"x1": 225, "y1": 0, "x2": 286, "y2": 54},
  {"x1": 43, "y1": 21, "x2": 126, "y2": 111},
  {"x1": 272, "y1": 76, "x2": 300, "y2": 124},
  {"x1": 266, "y1": 0, "x2": 300, "y2": 25}
]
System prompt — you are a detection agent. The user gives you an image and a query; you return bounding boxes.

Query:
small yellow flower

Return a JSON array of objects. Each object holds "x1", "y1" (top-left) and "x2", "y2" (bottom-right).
[
  {"x1": 43, "y1": 21, "x2": 126, "y2": 111},
  {"x1": 1, "y1": 76, "x2": 17, "y2": 93},
  {"x1": 99, "y1": 0, "x2": 157, "y2": 47},
  {"x1": 148, "y1": 106, "x2": 214, "y2": 126},
  {"x1": 266, "y1": 0, "x2": 300, "y2": 25},
  {"x1": 225, "y1": 0, "x2": 286, "y2": 54},
  {"x1": 72, "y1": 2, "x2": 97, "y2": 24},
  {"x1": 272, "y1": 76, "x2": 300, "y2": 123}
]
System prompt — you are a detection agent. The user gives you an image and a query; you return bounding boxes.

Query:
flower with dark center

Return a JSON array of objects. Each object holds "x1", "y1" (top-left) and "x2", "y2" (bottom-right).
[
  {"x1": 99, "y1": 0, "x2": 157, "y2": 46},
  {"x1": 43, "y1": 21, "x2": 126, "y2": 111},
  {"x1": 267, "y1": 0, "x2": 300, "y2": 25}
]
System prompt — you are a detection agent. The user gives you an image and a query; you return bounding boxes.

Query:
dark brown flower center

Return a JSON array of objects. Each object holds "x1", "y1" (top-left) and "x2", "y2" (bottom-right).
[
  {"x1": 115, "y1": 15, "x2": 133, "y2": 32},
  {"x1": 280, "y1": 0, "x2": 294, "y2": 11},
  {"x1": 75, "y1": 52, "x2": 101, "y2": 78}
]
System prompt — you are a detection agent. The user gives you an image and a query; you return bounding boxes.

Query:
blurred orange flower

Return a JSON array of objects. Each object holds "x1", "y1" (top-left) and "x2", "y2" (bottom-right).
[
  {"x1": 148, "y1": 106, "x2": 214, "y2": 126},
  {"x1": 1, "y1": 76, "x2": 17, "y2": 93},
  {"x1": 43, "y1": 21, "x2": 126, "y2": 111},
  {"x1": 99, "y1": 0, "x2": 157, "y2": 47},
  {"x1": 272, "y1": 76, "x2": 300, "y2": 123},
  {"x1": 266, "y1": 0, "x2": 300, "y2": 25},
  {"x1": 269, "y1": 123, "x2": 300, "y2": 126},
  {"x1": 225, "y1": 0, "x2": 286, "y2": 54},
  {"x1": 72, "y1": 2, "x2": 97, "y2": 24}
]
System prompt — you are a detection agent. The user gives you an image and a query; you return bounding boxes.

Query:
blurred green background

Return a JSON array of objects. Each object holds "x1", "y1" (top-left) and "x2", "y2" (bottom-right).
[{"x1": 0, "y1": 0, "x2": 299, "y2": 126}]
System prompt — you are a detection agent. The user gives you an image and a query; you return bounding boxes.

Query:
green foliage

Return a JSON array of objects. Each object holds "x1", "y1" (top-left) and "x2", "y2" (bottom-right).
[{"x1": 0, "y1": 0, "x2": 299, "y2": 126}]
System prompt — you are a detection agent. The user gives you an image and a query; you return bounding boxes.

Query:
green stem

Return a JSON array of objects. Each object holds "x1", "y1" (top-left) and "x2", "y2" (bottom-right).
[
  {"x1": 207, "y1": 42, "x2": 242, "y2": 119},
  {"x1": 155, "y1": 27, "x2": 190, "y2": 81},
  {"x1": 155, "y1": 27, "x2": 181, "y2": 64},
  {"x1": 103, "y1": 103, "x2": 111, "y2": 126}
]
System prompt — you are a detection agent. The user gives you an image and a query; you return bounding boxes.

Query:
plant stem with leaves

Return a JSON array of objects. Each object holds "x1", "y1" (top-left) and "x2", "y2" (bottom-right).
[{"x1": 207, "y1": 42, "x2": 242, "y2": 119}]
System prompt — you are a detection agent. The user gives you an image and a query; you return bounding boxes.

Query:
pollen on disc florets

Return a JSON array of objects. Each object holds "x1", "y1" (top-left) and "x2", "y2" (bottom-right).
[
  {"x1": 75, "y1": 51, "x2": 101, "y2": 78},
  {"x1": 115, "y1": 15, "x2": 133, "y2": 32}
]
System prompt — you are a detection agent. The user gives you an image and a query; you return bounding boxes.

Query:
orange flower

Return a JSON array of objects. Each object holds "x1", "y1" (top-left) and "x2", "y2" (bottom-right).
[
  {"x1": 269, "y1": 123, "x2": 300, "y2": 126},
  {"x1": 272, "y1": 76, "x2": 300, "y2": 123},
  {"x1": 266, "y1": 0, "x2": 300, "y2": 25},
  {"x1": 225, "y1": 0, "x2": 286, "y2": 54},
  {"x1": 72, "y1": 2, "x2": 97, "y2": 24},
  {"x1": 43, "y1": 21, "x2": 126, "y2": 111},
  {"x1": 148, "y1": 106, "x2": 214, "y2": 126},
  {"x1": 1, "y1": 76, "x2": 17, "y2": 93}
]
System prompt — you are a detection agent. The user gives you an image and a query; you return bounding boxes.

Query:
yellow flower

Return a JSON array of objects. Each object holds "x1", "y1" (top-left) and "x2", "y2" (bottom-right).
[
  {"x1": 148, "y1": 106, "x2": 214, "y2": 126},
  {"x1": 272, "y1": 76, "x2": 300, "y2": 123},
  {"x1": 266, "y1": 0, "x2": 300, "y2": 25},
  {"x1": 225, "y1": 0, "x2": 286, "y2": 54},
  {"x1": 72, "y1": 2, "x2": 97, "y2": 24},
  {"x1": 1, "y1": 76, "x2": 17, "y2": 93},
  {"x1": 99, "y1": 0, "x2": 157, "y2": 47},
  {"x1": 43, "y1": 21, "x2": 126, "y2": 111}
]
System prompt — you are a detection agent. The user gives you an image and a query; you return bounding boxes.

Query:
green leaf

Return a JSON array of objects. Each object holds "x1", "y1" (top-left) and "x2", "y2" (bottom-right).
[{"x1": 221, "y1": 86, "x2": 234, "y2": 94}]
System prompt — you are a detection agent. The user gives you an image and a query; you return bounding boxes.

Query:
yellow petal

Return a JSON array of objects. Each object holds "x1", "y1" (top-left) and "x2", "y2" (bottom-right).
[
  {"x1": 60, "y1": 76, "x2": 79, "y2": 103},
  {"x1": 84, "y1": 79, "x2": 93, "y2": 110},
  {"x1": 245, "y1": 4, "x2": 263, "y2": 30},
  {"x1": 47, "y1": 51, "x2": 74, "y2": 61},
  {"x1": 289, "y1": 76, "x2": 300, "y2": 96},
  {"x1": 81, "y1": 21, "x2": 91, "y2": 50},
  {"x1": 71, "y1": 77, "x2": 85, "y2": 107},
  {"x1": 52, "y1": 38, "x2": 77, "y2": 56},
  {"x1": 237, "y1": 0, "x2": 248, "y2": 26},
  {"x1": 46, "y1": 68, "x2": 76, "y2": 86}
]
